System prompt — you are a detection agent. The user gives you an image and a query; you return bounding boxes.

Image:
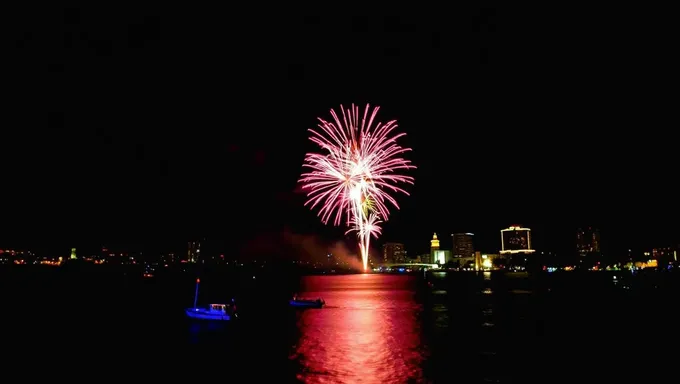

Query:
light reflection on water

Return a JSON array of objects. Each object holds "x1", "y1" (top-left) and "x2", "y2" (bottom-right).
[
  {"x1": 291, "y1": 274, "x2": 425, "y2": 383},
  {"x1": 289, "y1": 271, "x2": 582, "y2": 382}
]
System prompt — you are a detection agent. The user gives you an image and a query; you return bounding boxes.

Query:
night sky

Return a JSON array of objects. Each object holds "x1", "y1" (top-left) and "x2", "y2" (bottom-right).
[{"x1": 5, "y1": 6, "x2": 676, "y2": 257}]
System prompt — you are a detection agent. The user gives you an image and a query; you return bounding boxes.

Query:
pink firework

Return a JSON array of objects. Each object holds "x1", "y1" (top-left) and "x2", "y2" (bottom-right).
[{"x1": 299, "y1": 104, "x2": 415, "y2": 271}]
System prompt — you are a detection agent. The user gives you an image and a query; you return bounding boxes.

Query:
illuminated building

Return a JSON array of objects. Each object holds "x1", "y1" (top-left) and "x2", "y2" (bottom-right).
[
  {"x1": 635, "y1": 259, "x2": 658, "y2": 269},
  {"x1": 430, "y1": 233, "x2": 451, "y2": 265},
  {"x1": 430, "y1": 233, "x2": 440, "y2": 250},
  {"x1": 500, "y1": 225, "x2": 535, "y2": 267},
  {"x1": 433, "y1": 250, "x2": 452, "y2": 265},
  {"x1": 500, "y1": 226, "x2": 534, "y2": 254},
  {"x1": 188, "y1": 241, "x2": 201, "y2": 263},
  {"x1": 478, "y1": 253, "x2": 499, "y2": 270},
  {"x1": 452, "y1": 233, "x2": 475, "y2": 258},
  {"x1": 70, "y1": 248, "x2": 77, "y2": 260},
  {"x1": 576, "y1": 227, "x2": 601, "y2": 257},
  {"x1": 382, "y1": 243, "x2": 405, "y2": 264}
]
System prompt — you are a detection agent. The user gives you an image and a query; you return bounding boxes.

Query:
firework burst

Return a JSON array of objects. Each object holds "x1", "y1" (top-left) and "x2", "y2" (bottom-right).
[{"x1": 299, "y1": 104, "x2": 415, "y2": 271}]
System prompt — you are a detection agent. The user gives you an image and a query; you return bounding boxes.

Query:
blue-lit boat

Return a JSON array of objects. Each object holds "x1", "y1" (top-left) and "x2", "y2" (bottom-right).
[
  {"x1": 185, "y1": 303, "x2": 235, "y2": 321},
  {"x1": 185, "y1": 278, "x2": 237, "y2": 321},
  {"x1": 289, "y1": 297, "x2": 325, "y2": 308}
]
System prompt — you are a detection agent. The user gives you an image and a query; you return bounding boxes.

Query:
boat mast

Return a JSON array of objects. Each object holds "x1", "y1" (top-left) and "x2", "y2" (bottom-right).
[{"x1": 193, "y1": 278, "x2": 200, "y2": 309}]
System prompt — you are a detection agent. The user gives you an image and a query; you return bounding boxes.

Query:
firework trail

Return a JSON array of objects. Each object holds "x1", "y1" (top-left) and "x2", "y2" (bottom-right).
[
  {"x1": 299, "y1": 104, "x2": 415, "y2": 271},
  {"x1": 346, "y1": 213, "x2": 383, "y2": 269}
]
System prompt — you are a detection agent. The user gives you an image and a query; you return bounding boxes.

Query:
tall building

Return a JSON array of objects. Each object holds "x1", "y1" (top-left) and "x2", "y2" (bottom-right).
[
  {"x1": 430, "y1": 233, "x2": 452, "y2": 265},
  {"x1": 500, "y1": 225, "x2": 534, "y2": 254},
  {"x1": 576, "y1": 227, "x2": 601, "y2": 257},
  {"x1": 430, "y1": 233, "x2": 440, "y2": 263},
  {"x1": 430, "y1": 233, "x2": 440, "y2": 251},
  {"x1": 500, "y1": 225, "x2": 535, "y2": 268},
  {"x1": 452, "y1": 233, "x2": 475, "y2": 258},
  {"x1": 382, "y1": 243, "x2": 405, "y2": 263},
  {"x1": 188, "y1": 241, "x2": 201, "y2": 263}
]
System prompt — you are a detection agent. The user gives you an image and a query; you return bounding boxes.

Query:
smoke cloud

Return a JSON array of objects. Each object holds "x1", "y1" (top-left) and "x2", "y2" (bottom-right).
[
  {"x1": 241, "y1": 229, "x2": 379, "y2": 271},
  {"x1": 282, "y1": 230, "x2": 367, "y2": 271}
]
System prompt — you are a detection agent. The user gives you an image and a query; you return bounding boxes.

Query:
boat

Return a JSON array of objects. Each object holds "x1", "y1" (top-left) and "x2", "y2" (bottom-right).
[
  {"x1": 185, "y1": 278, "x2": 237, "y2": 321},
  {"x1": 289, "y1": 296, "x2": 325, "y2": 308},
  {"x1": 185, "y1": 303, "x2": 235, "y2": 321}
]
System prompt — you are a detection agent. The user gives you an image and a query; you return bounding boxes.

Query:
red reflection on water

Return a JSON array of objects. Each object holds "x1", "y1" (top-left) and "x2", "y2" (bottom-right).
[{"x1": 291, "y1": 274, "x2": 424, "y2": 383}]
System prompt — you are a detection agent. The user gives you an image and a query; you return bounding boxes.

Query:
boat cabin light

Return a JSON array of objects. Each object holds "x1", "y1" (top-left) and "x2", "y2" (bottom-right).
[{"x1": 209, "y1": 304, "x2": 227, "y2": 311}]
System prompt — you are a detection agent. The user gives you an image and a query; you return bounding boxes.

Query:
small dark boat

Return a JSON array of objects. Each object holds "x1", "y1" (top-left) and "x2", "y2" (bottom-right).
[{"x1": 289, "y1": 296, "x2": 325, "y2": 308}]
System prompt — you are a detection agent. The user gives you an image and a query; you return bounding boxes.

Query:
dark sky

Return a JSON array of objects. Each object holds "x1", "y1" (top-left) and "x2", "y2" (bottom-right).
[{"x1": 5, "y1": 5, "x2": 677, "y2": 257}]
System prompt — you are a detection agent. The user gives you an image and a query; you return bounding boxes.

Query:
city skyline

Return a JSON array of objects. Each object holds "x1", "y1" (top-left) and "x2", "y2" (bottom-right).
[{"x1": 3, "y1": 224, "x2": 678, "y2": 262}]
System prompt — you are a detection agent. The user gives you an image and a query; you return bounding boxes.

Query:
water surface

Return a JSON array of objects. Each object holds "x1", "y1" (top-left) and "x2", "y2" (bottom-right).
[
  {"x1": 4, "y1": 267, "x2": 679, "y2": 382},
  {"x1": 291, "y1": 274, "x2": 424, "y2": 383}
]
